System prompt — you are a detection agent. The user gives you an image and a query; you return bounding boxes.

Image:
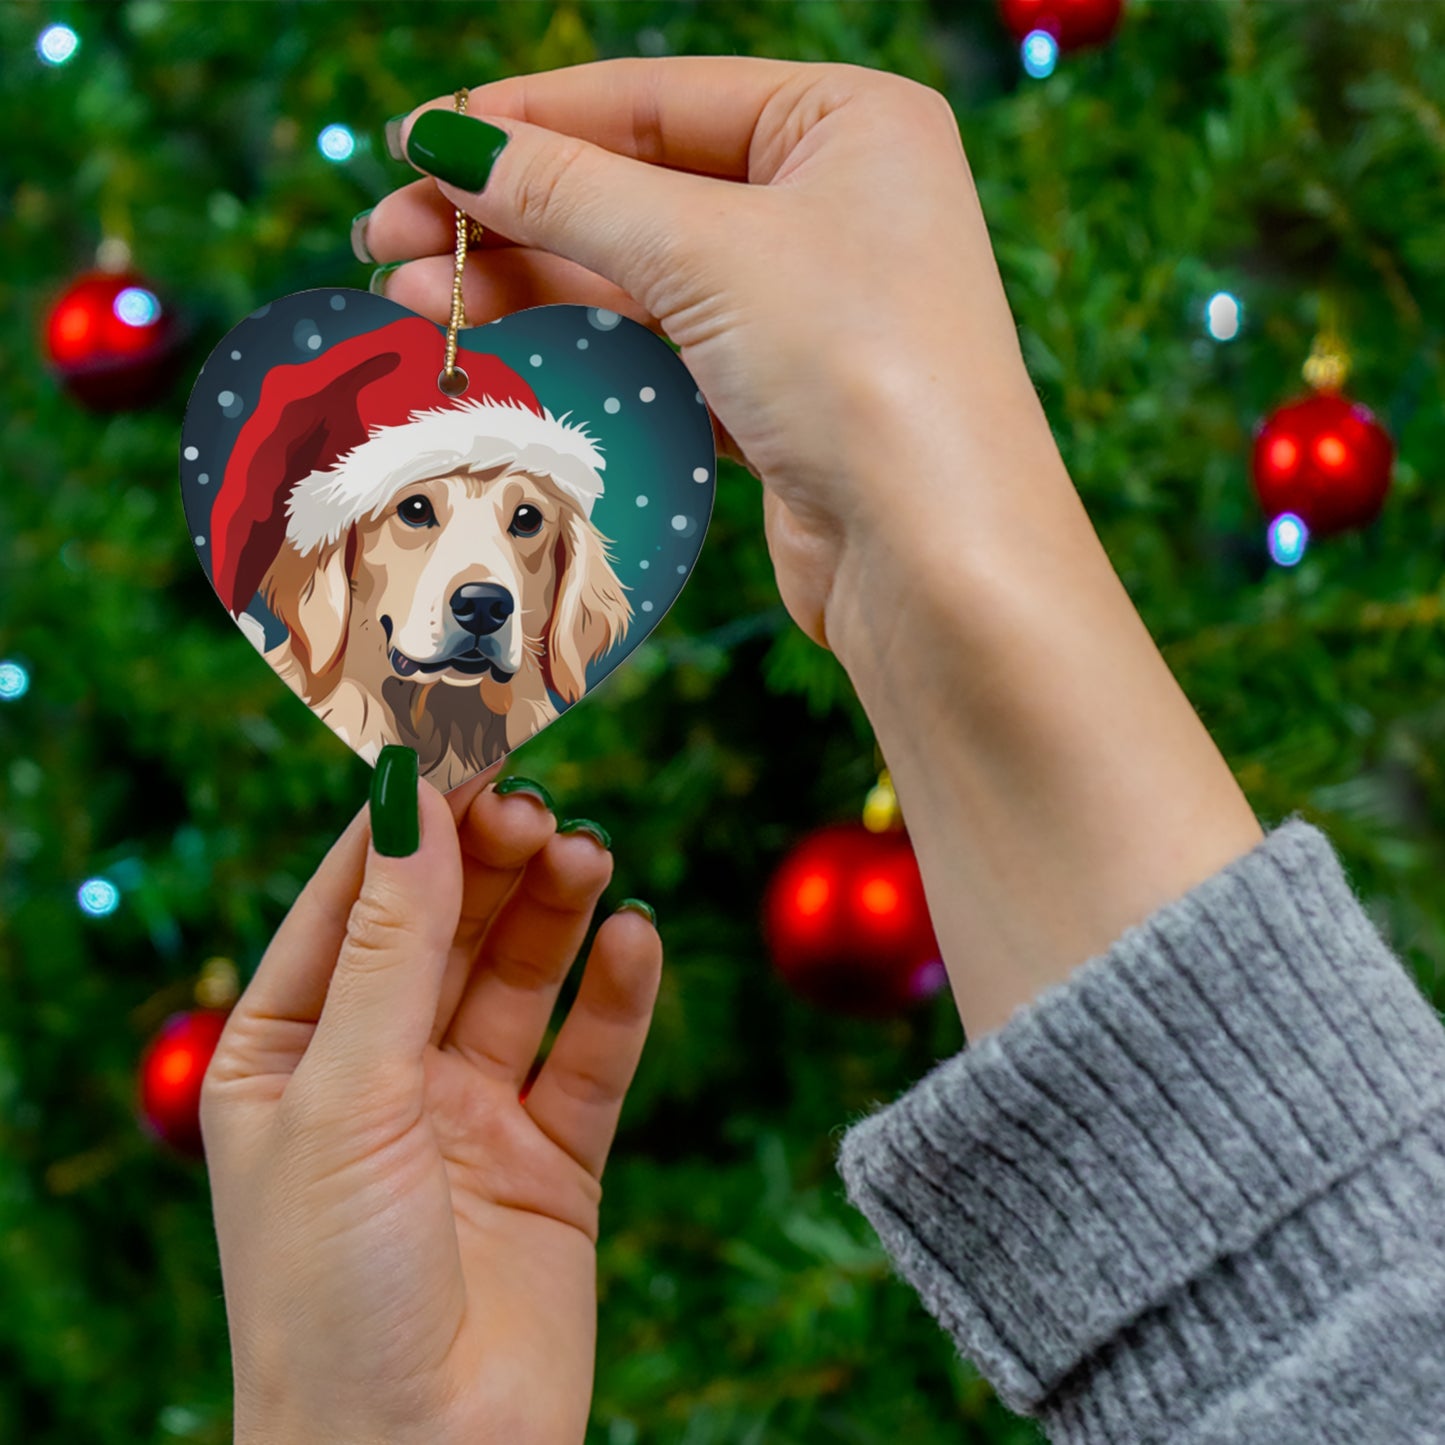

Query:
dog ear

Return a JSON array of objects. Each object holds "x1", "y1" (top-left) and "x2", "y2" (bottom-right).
[
  {"x1": 260, "y1": 530, "x2": 353, "y2": 697},
  {"x1": 543, "y1": 508, "x2": 633, "y2": 704}
]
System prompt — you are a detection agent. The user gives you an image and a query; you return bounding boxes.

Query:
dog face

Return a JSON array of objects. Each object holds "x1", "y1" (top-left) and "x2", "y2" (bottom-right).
[
  {"x1": 363, "y1": 465, "x2": 557, "y2": 689},
  {"x1": 261, "y1": 464, "x2": 632, "y2": 717}
]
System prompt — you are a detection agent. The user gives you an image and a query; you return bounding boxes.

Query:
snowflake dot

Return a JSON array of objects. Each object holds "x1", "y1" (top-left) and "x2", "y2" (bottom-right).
[
  {"x1": 604, "y1": 397, "x2": 621, "y2": 414},
  {"x1": 639, "y1": 386, "x2": 656, "y2": 403},
  {"x1": 183, "y1": 446, "x2": 199, "y2": 461},
  {"x1": 693, "y1": 467, "x2": 709, "y2": 483}
]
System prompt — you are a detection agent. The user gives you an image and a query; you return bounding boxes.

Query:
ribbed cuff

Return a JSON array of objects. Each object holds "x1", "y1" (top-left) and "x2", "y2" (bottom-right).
[{"x1": 836, "y1": 818, "x2": 1445, "y2": 1438}]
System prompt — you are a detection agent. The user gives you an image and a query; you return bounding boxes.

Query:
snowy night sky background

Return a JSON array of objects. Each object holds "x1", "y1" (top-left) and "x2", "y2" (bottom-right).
[{"x1": 179, "y1": 288, "x2": 716, "y2": 711}]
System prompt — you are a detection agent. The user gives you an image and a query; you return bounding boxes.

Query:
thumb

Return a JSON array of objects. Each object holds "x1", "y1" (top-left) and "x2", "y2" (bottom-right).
[
  {"x1": 303, "y1": 746, "x2": 463, "y2": 1090},
  {"x1": 397, "y1": 106, "x2": 733, "y2": 317}
]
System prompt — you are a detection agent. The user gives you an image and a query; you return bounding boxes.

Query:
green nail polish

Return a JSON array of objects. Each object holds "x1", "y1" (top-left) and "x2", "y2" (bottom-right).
[
  {"x1": 384, "y1": 113, "x2": 409, "y2": 162},
  {"x1": 350, "y1": 208, "x2": 375, "y2": 264},
  {"x1": 558, "y1": 818, "x2": 612, "y2": 850},
  {"x1": 405, "y1": 110, "x2": 510, "y2": 192},
  {"x1": 369, "y1": 262, "x2": 403, "y2": 297},
  {"x1": 371, "y1": 746, "x2": 419, "y2": 857},
  {"x1": 494, "y1": 775, "x2": 556, "y2": 812},
  {"x1": 617, "y1": 898, "x2": 656, "y2": 926}
]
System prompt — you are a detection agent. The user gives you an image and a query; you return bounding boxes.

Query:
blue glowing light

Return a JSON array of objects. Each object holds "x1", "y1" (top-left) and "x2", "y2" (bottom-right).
[
  {"x1": 37, "y1": 24, "x2": 79, "y2": 66},
  {"x1": 318, "y1": 124, "x2": 356, "y2": 162},
  {"x1": 78, "y1": 877, "x2": 121, "y2": 918},
  {"x1": 1205, "y1": 291, "x2": 1243, "y2": 342},
  {"x1": 0, "y1": 660, "x2": 29, "y2": 701},
  {"x1": 114, "y1": 287, "x2": 161, "y2": 328},
  {"x1": 1021, "y1": 29, "x2": 1059, "y2": 79},
  {"x1": 1267, "y1": 512, "x2": 1309, "y2": 567}
]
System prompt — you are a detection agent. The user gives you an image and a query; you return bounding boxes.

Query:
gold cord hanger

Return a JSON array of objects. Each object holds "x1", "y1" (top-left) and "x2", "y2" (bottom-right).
[{"x1": 440, "y1": 88, "x2": 483, "y2": 395}]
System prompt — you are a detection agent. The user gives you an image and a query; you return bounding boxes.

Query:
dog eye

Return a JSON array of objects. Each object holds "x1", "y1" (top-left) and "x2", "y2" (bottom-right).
[
  {"x1": 398, "y1": 496, "x2": 436, "y2": 528},
  {"x1": 510, "y1": 505, "x2": 543, "y2": 538}
]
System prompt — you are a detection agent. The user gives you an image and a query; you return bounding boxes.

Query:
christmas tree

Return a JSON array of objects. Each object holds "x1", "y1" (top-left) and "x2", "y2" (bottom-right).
[{"x1": 2, "y1": 3, "x2": 1443, "y2": 1442}]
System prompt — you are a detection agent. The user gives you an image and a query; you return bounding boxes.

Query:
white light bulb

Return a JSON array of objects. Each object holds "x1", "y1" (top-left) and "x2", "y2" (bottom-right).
[
  {"x1": 78, "y1": 878, "x2": 121, "y2": 917},
  {"x1": 318, "y1": 124, "x2": 356, "y2": 162},
  {"x1": 1267, "y1": 512, "x2": 1309, "y2": 567},
  {"x1": 1205, "y1": 291, "x2": 1243, "y2": 341},
  {"x1": 0, "y1": 660, "x2": 30, "y2": 701},
  {"x1": 114, "y1": 287, "x2": 161, "y2": 328},
  {"x1": 38, "y1": 24, "x2": 79, "y2": 66},
  {"x1": 1022, "y1": 30, "x2": 1059, "y2": 79}
]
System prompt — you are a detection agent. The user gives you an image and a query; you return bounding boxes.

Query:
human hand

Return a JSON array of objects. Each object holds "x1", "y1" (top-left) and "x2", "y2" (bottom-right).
[
  {"x1": 201, "y1": 754, "x2": 661, "y2": 1445},
  {"x1": 359, "y1": 56, "x2": 1061, "y2": 659},
  {"x1": 360, "y1": 59, "x2": 1261, "y2": 1046}
]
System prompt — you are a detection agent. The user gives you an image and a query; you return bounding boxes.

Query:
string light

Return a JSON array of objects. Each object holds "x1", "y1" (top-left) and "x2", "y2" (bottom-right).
[
  {"x1": 114, "y1": 287, "x2": 161, "y2": 328},
  {"x1": 1022, "y1": 30, "x2": 1059, "y2": 79},
  {"x1": 37, "y1": 24, "x2": 79, "y2": 66},
  {"x1": 1267, "y1": 512, "x2": 1309, "y2": 568},
  {"x1": 0, "y1": 660, "x2": 29, "y2": 701},
  {"x1": 317, "y1": 124, "x2": 356, "y2": 162},
  {"x1": 77, "y1": 878, "x2": 121, "y2": 918},
  {"x1": 1205, "y1": 291, "x2": 1243, "y2": 342}
]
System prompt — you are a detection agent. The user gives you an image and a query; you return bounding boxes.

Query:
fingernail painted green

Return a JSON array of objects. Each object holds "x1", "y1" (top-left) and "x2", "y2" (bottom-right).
[
  {"x1": 369, "y1": 262, "x2": 403, "y2": 297},
  {"x1": 405, "y1": 110, "x2": 510, "y2": 192},
  {"x1": 350, "y1": 208, "x2": 375, "y2": 264},
  {"x1": 617, "y1": 898, "x2": 656, "y2": 926},
  {"x1": 384, "y1": 113, "x2": 408, "y2": 161},
  {"x1": 371, "y1": 746, "x2": 419, "y2": 857},
  {"x1": 559, "y1": 818, "x2": 612, "y2": 850},
  {"x1": 494, "y1": 775, "x2": 556, "y2": 812}
]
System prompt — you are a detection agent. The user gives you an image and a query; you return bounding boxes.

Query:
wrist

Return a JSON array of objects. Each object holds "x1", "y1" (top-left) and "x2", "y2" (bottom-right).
[
  {"x1": 823, "y1": 412, "x2": 1262, "y2": 1039},
  {"x1": 824, "y1": 403, "x2": 1080, "y2": 684}
]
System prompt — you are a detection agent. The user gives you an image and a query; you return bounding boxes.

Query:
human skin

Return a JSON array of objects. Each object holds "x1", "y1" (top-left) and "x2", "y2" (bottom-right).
[
  {"x1": 204, "y1": 55, "x2": 1264, "y2": 1445},
  {"x1": 370, "y1": 55, "x2": 1262, "y2": 1038},
  {"x1": 202, "y1": 772, "x2": 665, "y2": 1445}
]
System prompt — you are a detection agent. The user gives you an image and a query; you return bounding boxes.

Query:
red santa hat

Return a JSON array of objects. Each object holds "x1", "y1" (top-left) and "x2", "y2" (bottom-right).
[{"x1": 209, "y1": 315, "x2": 606, "y2": 616}]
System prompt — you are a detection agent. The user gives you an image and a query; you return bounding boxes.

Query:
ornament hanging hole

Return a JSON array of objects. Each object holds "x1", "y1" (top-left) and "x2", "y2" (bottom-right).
[{"x1": 437, "y1": 366, "x2": 469, "y2": 398}]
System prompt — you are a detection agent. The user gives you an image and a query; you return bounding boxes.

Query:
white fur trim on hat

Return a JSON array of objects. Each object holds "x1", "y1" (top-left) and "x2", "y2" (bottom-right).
[{"x1": 284, "y1": 397, "x2": 607, "y2": 554}]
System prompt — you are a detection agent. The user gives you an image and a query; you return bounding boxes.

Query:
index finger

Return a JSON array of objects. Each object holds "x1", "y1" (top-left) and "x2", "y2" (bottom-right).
[{"x1": 408, "y1": 54, "x2": 813, "y2": 183}]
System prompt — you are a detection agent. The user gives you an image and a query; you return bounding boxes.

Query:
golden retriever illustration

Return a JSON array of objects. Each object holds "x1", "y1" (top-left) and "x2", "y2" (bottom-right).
[{"x1": 257, "y1": 461, "x2": 632, "y2": 791}]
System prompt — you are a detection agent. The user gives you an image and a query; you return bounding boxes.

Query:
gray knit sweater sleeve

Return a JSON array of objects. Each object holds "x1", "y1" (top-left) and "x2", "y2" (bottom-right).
[{"x1": 836, "y1": 818, "x2": 1445, "y2": 1443}]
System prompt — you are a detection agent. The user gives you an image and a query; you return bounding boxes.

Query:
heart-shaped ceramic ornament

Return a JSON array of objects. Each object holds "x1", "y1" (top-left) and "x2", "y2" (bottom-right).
[{"x1": 180, "y1": 289, "x2": 716, "y2": 792}]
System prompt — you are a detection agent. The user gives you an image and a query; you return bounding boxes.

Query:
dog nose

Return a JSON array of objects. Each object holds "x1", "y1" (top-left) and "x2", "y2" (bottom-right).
[{"x1": 450, "y1": 582, "x2": 514, "y2": 636}]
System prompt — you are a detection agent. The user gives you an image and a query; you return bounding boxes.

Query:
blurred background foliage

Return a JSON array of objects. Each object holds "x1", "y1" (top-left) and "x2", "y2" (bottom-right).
[{"x1": 1, "y1": 1, "x2": 1443, "y2": 1442}]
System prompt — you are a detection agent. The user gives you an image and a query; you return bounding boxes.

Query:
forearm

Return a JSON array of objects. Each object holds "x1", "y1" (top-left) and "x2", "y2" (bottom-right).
[{"x1": 824, "y1": 376, "x2": 1262, "y2": 1040}]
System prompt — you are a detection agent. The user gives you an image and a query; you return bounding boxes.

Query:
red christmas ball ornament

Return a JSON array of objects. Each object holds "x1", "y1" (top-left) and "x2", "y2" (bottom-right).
[
  {"x1": 998, "y1": 0, "x2": 1125, "y2": 50},
  {"x1": 763, "y1": 821, "x2": 945, "y2": 1017},
  {"x1": 137, "y1": 1008, "x2": 230, "y2": 1157},
  {"x1": 1251, "y1": 391, "x2": 1394, "y2": 537},
  {"x1": 44, "y1": 269, "x2": 183, "y2": 410}
]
